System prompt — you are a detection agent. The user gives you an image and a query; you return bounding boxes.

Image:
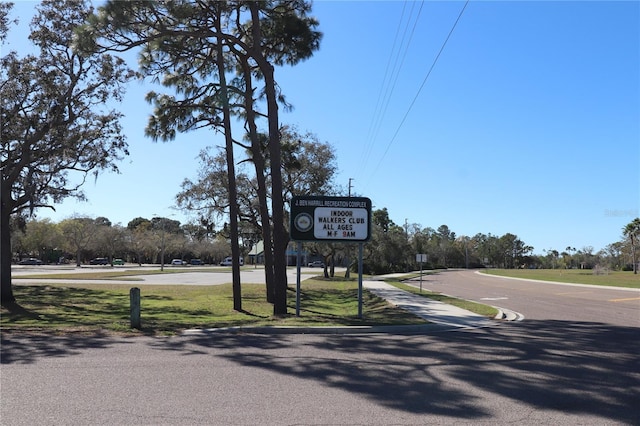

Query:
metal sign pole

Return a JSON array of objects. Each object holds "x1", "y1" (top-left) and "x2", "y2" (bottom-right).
[
  {"x1": 358, "y1": 242, "x2": 364, "y2": 319},
  {"x1": 416, "y1": 253, "x2": 426, "y2": 293},
  {"x1": 296, "y1": 241, "x2": 302, "y2": 316}
]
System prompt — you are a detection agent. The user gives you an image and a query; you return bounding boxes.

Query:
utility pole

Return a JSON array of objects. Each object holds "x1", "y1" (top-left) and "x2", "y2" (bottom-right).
[
  {"x1": 160, "y1": 219, "x2": 165, "y2": 271},
  {"x1": 405, "y1": 218, "x2": 409, "y2": 272},
  {"x1": 348, "y1": 178, "x2": 354, "y2": 197}
]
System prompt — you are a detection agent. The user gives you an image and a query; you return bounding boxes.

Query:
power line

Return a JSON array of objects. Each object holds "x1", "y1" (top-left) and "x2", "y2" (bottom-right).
[
  {"x1": 365, "y1": 1, "x2": 425, "y2": 169},
  {"x1": 363, "y1": 1, "x2": 409, "y2": 147},
  {"x1": 366, "y1": 0, "x2": 471, "y2": 186},
  {"x1": 360, "y1": 1, "x2": 423, "y2": 179}
]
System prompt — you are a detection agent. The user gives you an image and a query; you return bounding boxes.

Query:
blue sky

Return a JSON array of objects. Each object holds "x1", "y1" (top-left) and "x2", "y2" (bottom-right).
[{"x1": 5, "y1": 1, "x2": 639, "y2": 254}]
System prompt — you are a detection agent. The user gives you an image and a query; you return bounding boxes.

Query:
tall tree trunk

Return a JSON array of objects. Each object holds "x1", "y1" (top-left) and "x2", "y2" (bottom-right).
[
  {"x1": 264, "y1": 62, "x2": 288, "y2": 315},
  {"x1": 249, "y1": 3, "x2": 288, "y2": 315},
  {"x1": 0, "y1": 179, "x2": 16, "y2": 305},
  {"x1": 252, "y1": 150, "x2": 276, "y2": 302},
  {"x1": 215, "y1": 8, "x2": 242, "y2": 311},
  {"x1": 239, "y1": 56, "x2": 276, "y2": 303}
]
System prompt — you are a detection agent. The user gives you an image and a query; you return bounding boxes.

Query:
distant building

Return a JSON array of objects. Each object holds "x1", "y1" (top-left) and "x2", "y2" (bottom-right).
[{"x1": 248, "y1": 241, "x2": 309, "y2": 266}]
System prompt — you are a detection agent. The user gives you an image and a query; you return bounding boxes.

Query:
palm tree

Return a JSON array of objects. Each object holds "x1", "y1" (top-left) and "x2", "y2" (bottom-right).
[{"x1": 622, "y1": 218, "x2": 640, "y2": 274}]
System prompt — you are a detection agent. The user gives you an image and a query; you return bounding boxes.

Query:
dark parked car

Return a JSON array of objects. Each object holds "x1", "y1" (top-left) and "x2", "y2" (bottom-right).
[
  {"x1": 18, "y1": 258, "x2": 43, "y2": 265},
  {"x1": 190, "y1": 259, "x2": 202, "y2": 265},
  {"x1": 89, "y1": 257, "x2": 109, "y2": 265}
]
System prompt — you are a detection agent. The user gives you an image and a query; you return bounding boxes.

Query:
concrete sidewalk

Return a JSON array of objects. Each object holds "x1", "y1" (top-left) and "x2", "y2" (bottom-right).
[{"x1": 363, "y1": 280, "x2": 495, "y2": 329}]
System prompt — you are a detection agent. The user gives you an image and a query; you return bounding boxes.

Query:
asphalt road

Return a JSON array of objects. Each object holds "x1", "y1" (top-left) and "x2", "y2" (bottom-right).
[
  {"x1": 2, "y1": 269, "x2": 639, "y2": 425},
  {"x1": 407, "y1": 269, "x2": 640, "y2": 326},
  {"x1": 11, "y1": 265, "x2": 332, "y2": 285},
  {"x1": 11, "y1": 264, "x2": 322, "y2": 286}
]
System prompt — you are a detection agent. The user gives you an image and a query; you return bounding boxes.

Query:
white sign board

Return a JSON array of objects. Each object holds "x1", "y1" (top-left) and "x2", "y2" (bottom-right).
[
  {"x1": 416, "y1": 253, "x2": 427, "y2": 263},
  {"x1": 313, "y1": 207, "x2": 369, "y2": 240},
  {"x1": 290, "y1": 196, "x2": 371, "y2": 242}
]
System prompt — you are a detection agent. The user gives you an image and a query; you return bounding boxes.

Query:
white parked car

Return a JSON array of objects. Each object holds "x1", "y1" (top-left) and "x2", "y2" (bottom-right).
[
  {"x1": 171, "y1": 259, "x2": 185, "y2": 265},
  {"x1": 220, "y1": 256, "x2": 244, "y2": 266}
]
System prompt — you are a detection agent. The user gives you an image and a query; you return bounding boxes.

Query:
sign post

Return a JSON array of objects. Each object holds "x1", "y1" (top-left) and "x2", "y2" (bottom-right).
[
  {"x1": 358, "y1": 243, "x2": 364, "y2": 318},
  {"x1": 416, "y1": 254, "x2": 427, "y2": 293},
  {"x1": 290, "y1": 196, "x2": 372, "y2": 318},
  {"x1": 296, "y1": 241, "x2": 302, "y2": 316}
]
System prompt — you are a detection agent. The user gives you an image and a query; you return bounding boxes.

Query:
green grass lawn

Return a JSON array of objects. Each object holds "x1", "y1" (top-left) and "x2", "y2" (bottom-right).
[
  {"x1": 1, "y1": 278, "x2": 429, "y2": 335},
  {"x1": 11, "y1": 268, "x2": 214, "y2": 280},
  {"x1": 482, "y1": 268, "x2": 640, "y2": 288}
]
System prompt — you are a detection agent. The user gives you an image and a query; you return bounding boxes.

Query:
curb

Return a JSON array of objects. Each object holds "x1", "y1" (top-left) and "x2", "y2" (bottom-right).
[
  {"x1": 400, "y1": 278, "x2": 524, "y2": 323},
  {"x1": 494, "y1": 307, "x2": 524, "y2": 321},
  {"x1": 181, "y1": 323, "x2": 467, "y2": 336}
]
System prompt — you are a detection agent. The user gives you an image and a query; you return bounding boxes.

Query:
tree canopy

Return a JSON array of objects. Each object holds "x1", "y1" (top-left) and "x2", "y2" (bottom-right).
[
  {"x1": 79, "y1": 0, "x2": 322, "y2": 313},
  {"x1": 1, "y1": 0, "x2": 133, "y2": 304}
]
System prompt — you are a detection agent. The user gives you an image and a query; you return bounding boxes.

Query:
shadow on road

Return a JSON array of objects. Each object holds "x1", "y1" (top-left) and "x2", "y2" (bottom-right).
[
  {"x1": 0, "y1": 330, "x2": 131, "y2": 364},
  {"x1": 158, "y1": 320, "x2": 639, "y2": 423},
  {"x1": 1, "y1": 320, "x2": 638, "y2": 423}
]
